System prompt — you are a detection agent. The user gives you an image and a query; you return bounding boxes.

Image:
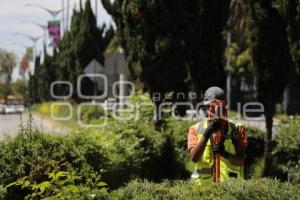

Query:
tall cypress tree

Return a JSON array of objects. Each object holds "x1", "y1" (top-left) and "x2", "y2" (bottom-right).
[
  {"x1": 56, "y1": 0, "x2": 114, "y2": 101},
  {"x1": 102, "y1": 0, "x2": 230, "y2": 120},
  {"x1": 247, "y1": 0, "x2": 293, "y2": 176},
  {"x1": 280, "y1": 0, "x2": 300, "y2": 114},
  {"x1": 186, "y1": 0, "x2": 229, "y2": 97},
  {"x1": 103, "y1": 0, "x2": 190, "y2": 120}
]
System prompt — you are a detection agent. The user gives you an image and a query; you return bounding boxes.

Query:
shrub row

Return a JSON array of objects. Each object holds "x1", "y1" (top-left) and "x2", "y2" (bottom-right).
[
  {"x1": 272, "y1": 117, "x2": 300, "y2": 183},
  {"x1": 0, "y1": 118, "x2": 188, "y2": 199},
  {"x1": 39, "y1": 178, "x2": 300, "y2": 200}
]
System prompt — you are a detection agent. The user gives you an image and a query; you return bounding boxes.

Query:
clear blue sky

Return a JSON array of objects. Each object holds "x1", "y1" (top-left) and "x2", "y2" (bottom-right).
[{"x1": 0, "y1": 0, "x2": 113, "y2": 81}]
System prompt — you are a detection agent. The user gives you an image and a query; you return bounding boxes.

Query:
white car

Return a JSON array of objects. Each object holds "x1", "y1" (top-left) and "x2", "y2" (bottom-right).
[
  {"x1": 15, "y1": 105, "x2": 25, "y2": 113},
  {"x1": 0, "y1": 104, "x2": 5, "y2": 114},
  {"x1": 4, "y1": 105, "x2": 17, "y2": 114}
]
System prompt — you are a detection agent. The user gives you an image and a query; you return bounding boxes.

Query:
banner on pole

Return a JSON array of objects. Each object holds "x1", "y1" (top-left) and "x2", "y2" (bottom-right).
[
  {"x1": 48, "y1": 20, "x2": 61, "y2": 46},
  {"x1": 20, "y1": 54, "x2": 29, "y2": 75},
  {"x1": 26, "y1": 47, "x2": 33, "y2": 61}
]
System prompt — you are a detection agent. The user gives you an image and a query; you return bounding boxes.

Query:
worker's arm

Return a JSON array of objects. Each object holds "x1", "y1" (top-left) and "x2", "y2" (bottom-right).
[
  {"x1": 190, "y1": 136, "x2": 209, "y2": 162},
  {"x1": 219, "y1": 125, "x2": 247, "y2": 166},
  {"x1": 225, "y1": 149, "x2": 245, "y2": 166},
  {"x1": 189, "y1": 120, "x2": 220, "y2": 162}
]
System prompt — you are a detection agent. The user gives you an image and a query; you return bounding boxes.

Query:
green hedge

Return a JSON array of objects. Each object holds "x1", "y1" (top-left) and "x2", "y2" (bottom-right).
[
  {"x1": 272, "y1": 119, "x2": 300, "y2": 183},
  {"x1": 244, "y1": 126, "x2": 265, "y2": 178},
  {"x1": 29, "y1": 178, "x2": 300, "y2": 200},
  {"x1": 109, "y1": 178, "x2": 299, "y2": 200},
  {"x1": 0, "y1": 119, "x2": 188, "y2": 199},
  {"x1": 0, "y1": 185, "x2": 6, "y2": 199}
]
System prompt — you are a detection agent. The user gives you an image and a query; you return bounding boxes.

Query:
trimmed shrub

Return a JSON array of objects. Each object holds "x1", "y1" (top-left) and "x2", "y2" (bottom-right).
[
  {"x1": 79, "y1": 104, "x2": 105, "y2": 124},
  {"x1": 244, "y1": 126, "x2": 265, "y2": 179},
  {"x1": 41, "y1": 185, "x2": 109, "y2": 200},
  {"x1": 0, "y1": 130, "x2": 108, "y2": 200},
  {"x1": 0, "y1": 117, "x2": 191, "y2": 198},
  {"x1": 110, "y1": 178, "x2": 300, "y2": 200},
  {"x1": 273, "y1": 119, "x2": 300, "y2": 183},
  {"x1": 0, "y1": 185, "x2": 6, "y2": 199}
]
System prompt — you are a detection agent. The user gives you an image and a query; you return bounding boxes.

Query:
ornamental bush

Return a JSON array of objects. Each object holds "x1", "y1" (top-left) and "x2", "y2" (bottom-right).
[
  {"x1": 272, "y1": 118, "x2": 300, "y2": 183},
  {"x1": 110, "y1": 178, "x2": 300, "y2": 200}
]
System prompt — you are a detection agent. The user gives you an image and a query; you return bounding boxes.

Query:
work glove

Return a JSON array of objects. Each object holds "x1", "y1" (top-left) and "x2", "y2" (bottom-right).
[
  {"x1": 203, "y1": 120, "x2": 221, "y2": 139},
  {"x1": 213, "y1": 143, "x2": 230, "y2": 159}
]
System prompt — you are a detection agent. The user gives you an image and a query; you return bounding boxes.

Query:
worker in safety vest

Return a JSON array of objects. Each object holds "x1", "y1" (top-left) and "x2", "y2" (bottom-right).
[{"x1": 187, "y1": 86, "x2": 247, "y2": 185}]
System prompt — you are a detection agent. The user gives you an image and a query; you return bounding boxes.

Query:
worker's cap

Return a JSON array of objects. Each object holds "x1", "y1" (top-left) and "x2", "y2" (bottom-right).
[{"x1": 202, "y1": 86, "x2": 226, "y2": 105}]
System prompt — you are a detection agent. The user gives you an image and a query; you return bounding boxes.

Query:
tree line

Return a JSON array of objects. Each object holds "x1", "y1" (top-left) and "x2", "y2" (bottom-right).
[
  {"x1": 100, "y1": 0, "x2": 300, "y2": 176},
  {"x1": 26, "y1": 0, "x2": 300, "y2": 176},
  {"x1": 29, "y1": 0, "x2": 114, "y2": 103}
]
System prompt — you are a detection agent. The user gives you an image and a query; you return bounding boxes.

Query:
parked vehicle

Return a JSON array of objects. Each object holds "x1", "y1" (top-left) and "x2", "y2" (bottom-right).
[
  {"x1": 15, "y1": 105, "x2": 25, "y2": 113},
  {"x1": 0, "y1": 104, "x2": 25, "y2": 114},
  {"x1": 4, "y1": 105, "x2": 17, "y2": 114},
  {"x1": 0, "y1": 104, "x2": 5, "y2": 114}
]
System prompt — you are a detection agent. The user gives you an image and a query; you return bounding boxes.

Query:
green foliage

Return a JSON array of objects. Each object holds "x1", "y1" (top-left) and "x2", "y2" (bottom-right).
[
  {"x1": 129, "y1": 91, "x2": 154, "y2": 121},
  {"x1": 0, "y1": 185, "x2": 6, "y2": 199},
  {"x1": 247, "y1": 0, "x2": 292, "y2": 105},
  {"x1": 0, "y1": 49, "x2": 16, "y2": 103},
  {"x1": 29, "y1": 0, "x2": 114, "y2": 103},
  {"x1": 6, "y1": 169, "x2": 108, "y2": 199},
  {"x1": 12, "y1": 79, "x2": 28, "y2": 102},
  {"x1": 278, "y1": 0, "x2": 300, "y2": 73},
  {"x1": 247, "y1": 0, "x2": 294, "y2": 176},
  {"x1": 0, "y1": 114, "x2": 188, "y2": 198},
  {"x1": 225, "y1": 44, "x2": 254, "y2": 83},
  {"x1": 110, "y1": 178, "x2": 300, "y2": 200},
  {"x1": 0, "y1": 49, "x2": 16, "y2": 78},
  {"x1": 244, "y1": 127, "x2": 265, "y2": 179},
  {"x1": 102, "y1": 0, "x2": 229, "y2": 109},
  {"x1": 273, "y1": 119, "x2": 300, "y2": 183},
  {"x1": 80, "y1": 104, "x2": 105, "y2": 124},
  {"x1": 43, "y1": 185, "x2": 109, "y2": 200},
  {"x1": 0, "y1": 130, "x2": 108, "y2": 199}
]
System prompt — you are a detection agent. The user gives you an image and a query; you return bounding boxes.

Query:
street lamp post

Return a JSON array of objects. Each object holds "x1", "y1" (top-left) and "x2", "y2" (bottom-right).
[
  {"x1": 25, "y1": 3, "x2": 64, "y2": 19},
  {"x1": 21, "y1": 21, "x2": 48, "y2": 46},
  {"x1": 25, "y1": 3, "x2": 65, "y2": 39},
  {"x1": 11, "y1": 42, "x2": 30, "y2": 49},
  {"x1": 226, "y1": 32, "x2": 232, "y2": 110},
  {"x1": 13, "y1": 33, "x2": 41, "y2": 74},
  {"x1": 13, "y1": 33, "x2": 41, "y2": 53}
]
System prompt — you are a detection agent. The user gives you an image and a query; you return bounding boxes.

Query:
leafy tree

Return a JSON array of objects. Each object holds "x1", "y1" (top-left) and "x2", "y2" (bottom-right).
[
  {"x1": 278, "y1": 0, "x2": 300, "y2": 114},
  {"x1": 29, "y1": 0, "x2": 114, "y2": 104},
  {"x1": 29, "y1": 55, "x2": 41, "y2": 104},
  {"x1": 186, "y1": 0, "x2": 229, "y2": 97},
  {"x1": 0, "y1": 49, "x2": 16, "y2": 103},
  {"x1": 12, "y1": 79, "x2": 27, "y2": 102},
  {"x1": 283, "y1": 0, "x2": 300, "y2": 72},
  {"x1": 55, "y1": 0, "x2": 114, "y2": 101},
  {"x1": 103, "y1": 0, "x2": 189, "y2": 117},
  {"x1": 102, "y1": 0, "x2": 230, "y2": 121},
  {"x1": 247, "y1": 0, "x2": 293, "y2": 176}
]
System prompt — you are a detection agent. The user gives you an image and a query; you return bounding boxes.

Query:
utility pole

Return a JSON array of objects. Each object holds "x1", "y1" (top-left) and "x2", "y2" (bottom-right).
[
  {"x1": 21, "y1": 21, "x2": 48, "y2": 46},
  {"x1": 226, "y1": 32, "x2": 232, "y2": 110},
  {"x1": 95, "y1": 0, "x2": 98, "y2": 25},
  {"x1": 62, "y1": 0, "x2": 65, "y2": 34},
  {"x1": 25, "y1": 4, "x2": 64, "y2": 19},
  {"x1": 66, "y1": 0, "x2": 70, "y2": 31},
  {"x1": 13, "y1": 33, "x2": 41, "y2": 75}
]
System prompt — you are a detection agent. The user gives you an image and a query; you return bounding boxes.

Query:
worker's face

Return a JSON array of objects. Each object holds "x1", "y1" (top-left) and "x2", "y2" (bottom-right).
[
  {"x1": 202, "y1": 101, "x2": 228, "y2": 120},
  {"x1": 202, "y1": 104, "x2": 211, "y2": 118}
]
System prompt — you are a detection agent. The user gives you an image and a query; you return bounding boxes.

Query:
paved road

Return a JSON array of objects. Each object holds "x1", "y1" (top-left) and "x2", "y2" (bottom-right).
[{"x1": 0, "y1": 113, "x2": 70, "y2": 139}]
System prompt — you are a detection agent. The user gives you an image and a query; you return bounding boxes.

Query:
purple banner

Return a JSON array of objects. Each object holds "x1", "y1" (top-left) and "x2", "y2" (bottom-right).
[{"x1": 48, "y1": 20, "x2": 61, "y2": 45}]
